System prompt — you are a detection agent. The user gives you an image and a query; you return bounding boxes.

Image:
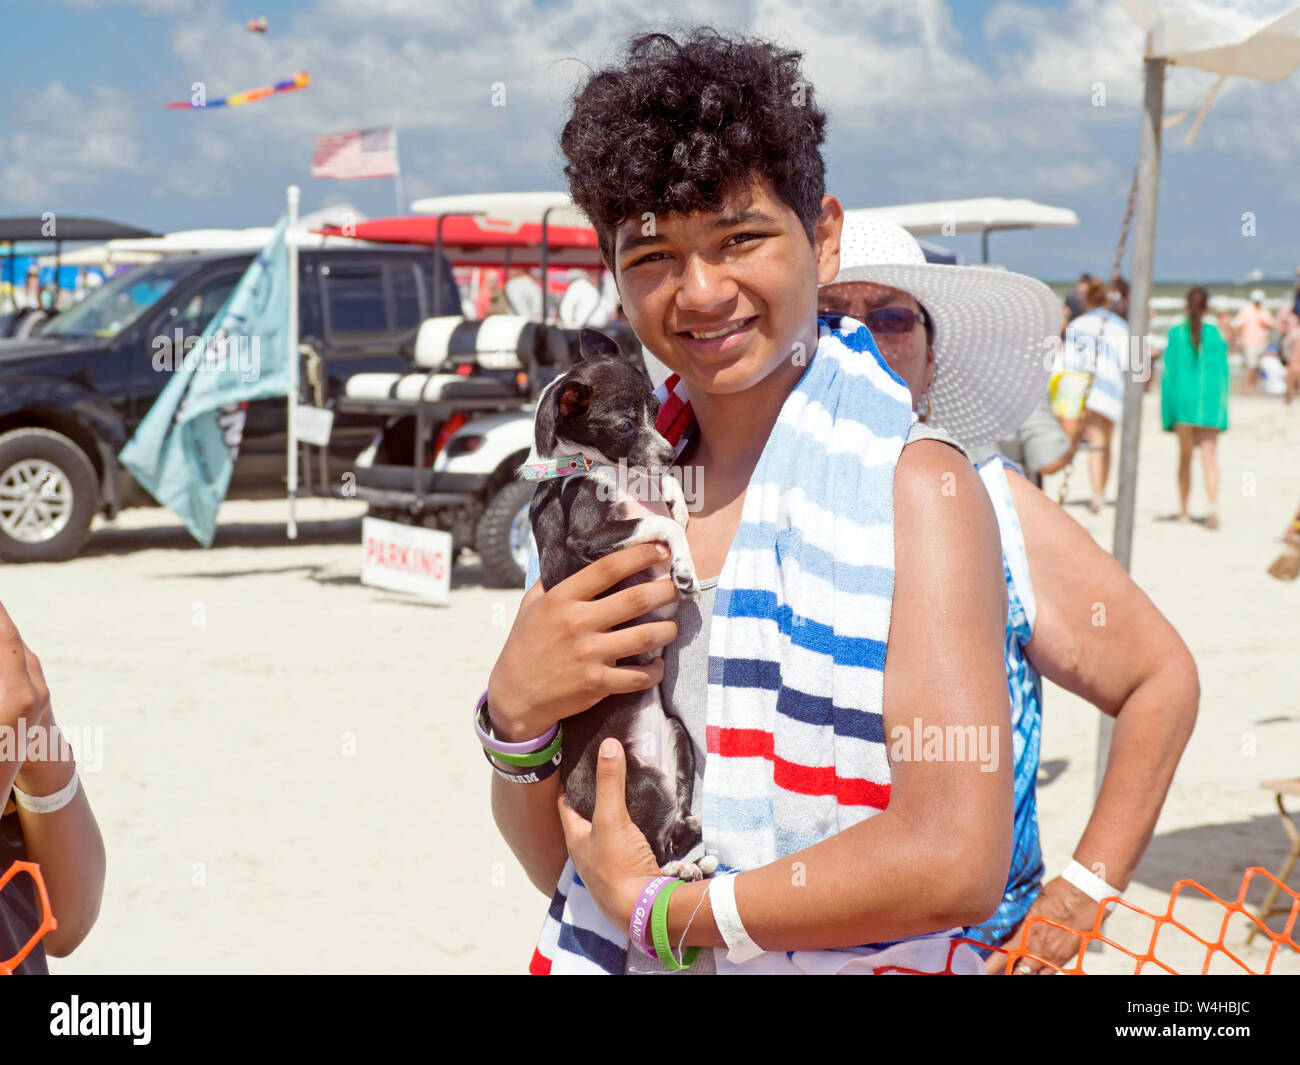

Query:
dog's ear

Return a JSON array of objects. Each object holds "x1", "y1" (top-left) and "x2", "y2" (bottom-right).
[
  {"x1": 556, "y1": 379, "x2": 592, "y2": 422},
  {"x1": 578, "y1": 328, "x2": 621, "y2": 361}
]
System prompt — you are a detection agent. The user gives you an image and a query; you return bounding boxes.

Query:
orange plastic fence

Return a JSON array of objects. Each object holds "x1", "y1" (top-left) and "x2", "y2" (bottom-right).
[
  {"x1": 0, "y1": 860, "x2": 57, "y2": 975},
  {"x1": 877, "y1": 866, "x2": 1300, "y2": 975}
]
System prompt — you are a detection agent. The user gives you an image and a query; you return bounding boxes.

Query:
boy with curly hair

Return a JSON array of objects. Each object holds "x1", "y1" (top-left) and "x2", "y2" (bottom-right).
[{"x1": 485, "y1": 27, "x2": 1011, "y2": 975}]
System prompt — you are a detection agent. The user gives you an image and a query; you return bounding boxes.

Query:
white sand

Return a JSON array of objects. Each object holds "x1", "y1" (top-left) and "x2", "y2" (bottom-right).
[{"x1": 3, "y1": 389, "x2": 1297, "y2": 974}]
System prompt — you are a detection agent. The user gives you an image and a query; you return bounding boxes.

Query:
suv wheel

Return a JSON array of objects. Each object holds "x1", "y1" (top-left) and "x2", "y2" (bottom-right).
[
  {"x1": 0, "y1": 429, "x2": 99, "y2": 563},
  {"x1": 475, "y1": 480, "x2": 535, "y2": 589}
]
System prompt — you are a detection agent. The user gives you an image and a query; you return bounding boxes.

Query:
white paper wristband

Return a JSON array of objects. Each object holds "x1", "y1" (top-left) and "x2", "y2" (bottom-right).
[
  {"x1": 13, "y1": 770, "x2": 80, "y2": 815},
  {"x1": 1063, "y1": 860, "x2": 1122, "y2": 912},
  {"x1": 711, "y1": 872, "x2": 765, "y2": 963}
]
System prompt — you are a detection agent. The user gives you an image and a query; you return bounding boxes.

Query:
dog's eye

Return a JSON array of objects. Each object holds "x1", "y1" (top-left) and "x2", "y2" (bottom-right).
[{"x1": 616, "y1": 419, "x2": 634, "y2": 435}]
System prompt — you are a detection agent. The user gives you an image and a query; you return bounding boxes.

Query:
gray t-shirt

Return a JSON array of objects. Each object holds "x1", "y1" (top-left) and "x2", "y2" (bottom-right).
[
  {"x1": 625, "y1": 421, "x2": 964, "y2": 975},
  {"x1": 966, "y1": 398, "x2": 1069, "y2": 478}
]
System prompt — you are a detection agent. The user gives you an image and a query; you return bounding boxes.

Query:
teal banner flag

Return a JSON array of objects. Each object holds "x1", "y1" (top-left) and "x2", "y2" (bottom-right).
[{"x1": 120, "y1": 218, "x2": 293, "y2": 547}]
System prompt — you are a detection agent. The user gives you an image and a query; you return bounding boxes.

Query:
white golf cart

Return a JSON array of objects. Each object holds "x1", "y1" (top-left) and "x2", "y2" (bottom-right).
[{"x1": 316, "y1": 192, "x2": 634, "y2": 587}]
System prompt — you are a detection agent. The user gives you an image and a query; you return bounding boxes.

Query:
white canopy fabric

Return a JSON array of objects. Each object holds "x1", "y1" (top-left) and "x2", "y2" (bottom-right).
[
  {"x1": 410, "y1": 191, "x2": 591, "y2": 230},
  {"x1": 36, "y1": 244, "x2": 158, "y2": 268},
  {"x1": 848, "y1": 198, "x2": 1079, "y2": 237},
  {"x1": 1121, "y1": 0, "x2": 1300, "y2": 80},
  {"x1": 61, "y1": 226, "x2": 367, "y2": 265},
  {"x1": 1120, "y1": 0, "x2": 1300, "y2": 142}
]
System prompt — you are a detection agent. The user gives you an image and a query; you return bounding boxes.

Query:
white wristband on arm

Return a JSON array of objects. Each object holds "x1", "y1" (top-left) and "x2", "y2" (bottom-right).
[
  {"x1": 1062, "y1": 859, "x2": 1122, "y2": 913},
  {"x1": 711, "y1": 872, "x2": 765, "y2": 963},
  {"x1": 13, "y1": 769, "x2": 80, "y2": 814}
]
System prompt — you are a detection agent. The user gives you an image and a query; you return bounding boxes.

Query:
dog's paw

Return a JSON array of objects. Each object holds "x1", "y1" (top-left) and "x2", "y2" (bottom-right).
[
  {"x1": 660, "y1": 859, "x2": 708, "y2": 882},
  {"x1": 670, "y1": 558, "x2": 699, "y2": 598},
  {"x1": 697, "y1": 853, "x2": 719, "y2": 877}
]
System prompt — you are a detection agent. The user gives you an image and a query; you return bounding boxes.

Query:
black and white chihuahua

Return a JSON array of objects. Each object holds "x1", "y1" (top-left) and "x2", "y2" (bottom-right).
[{"x1": 524, "y1": 329, "x2": 714, "y2": 880}]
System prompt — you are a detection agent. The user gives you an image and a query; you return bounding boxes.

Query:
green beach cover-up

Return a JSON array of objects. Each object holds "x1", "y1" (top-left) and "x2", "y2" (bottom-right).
[{"x1": 1161, "y1": 319, "x2": 1229, "y2": 432}]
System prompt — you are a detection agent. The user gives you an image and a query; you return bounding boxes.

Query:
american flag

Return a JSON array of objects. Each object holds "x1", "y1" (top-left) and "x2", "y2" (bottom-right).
[{"x1": 311, "y1": 127, "x2": 399, "y2": 180}]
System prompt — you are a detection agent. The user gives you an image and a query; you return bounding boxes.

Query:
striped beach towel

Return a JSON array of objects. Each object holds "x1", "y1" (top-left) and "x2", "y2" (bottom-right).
[{"x1": 529, "y1": 315, "x2": 983, "y2": 975}]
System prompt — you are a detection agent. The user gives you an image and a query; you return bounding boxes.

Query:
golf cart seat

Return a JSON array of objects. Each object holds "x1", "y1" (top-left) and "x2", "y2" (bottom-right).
[{"x1": 341, "y1": 314, "x2": 567, "y2": 409}]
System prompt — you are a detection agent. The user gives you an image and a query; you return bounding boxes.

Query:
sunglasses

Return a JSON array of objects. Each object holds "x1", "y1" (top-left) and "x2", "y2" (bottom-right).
[
  {"x1": 861, "y1": 306, "x2": 930, "y2": 336},
  {"x1": 820, "y1": 301, "x2": 932, "y2": 339}
]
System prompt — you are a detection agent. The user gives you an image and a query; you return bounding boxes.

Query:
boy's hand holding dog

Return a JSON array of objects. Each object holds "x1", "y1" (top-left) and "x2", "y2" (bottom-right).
[
  {"x1": 558, "y1": 737, "x2": 663, "y2": 929},
  {"x1": 487, "y1": 541, "x2": 682, "y2": 742}
]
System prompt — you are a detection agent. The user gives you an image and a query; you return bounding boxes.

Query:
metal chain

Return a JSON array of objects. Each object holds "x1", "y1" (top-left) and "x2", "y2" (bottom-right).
[{"x1": 1111, "y1": 162, "x2": 1140, "y2": 281}]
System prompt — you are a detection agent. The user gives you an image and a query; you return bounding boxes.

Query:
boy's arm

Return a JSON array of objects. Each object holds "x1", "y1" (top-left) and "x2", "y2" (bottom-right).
[{"x1": 647, "y1": 443, "x2": 1013, "y2": 948}]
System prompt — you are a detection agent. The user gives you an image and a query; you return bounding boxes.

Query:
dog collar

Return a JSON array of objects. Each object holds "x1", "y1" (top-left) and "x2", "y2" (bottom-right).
[{"x1": 519, "y1": 455, "x2": 603, "y2": 482}]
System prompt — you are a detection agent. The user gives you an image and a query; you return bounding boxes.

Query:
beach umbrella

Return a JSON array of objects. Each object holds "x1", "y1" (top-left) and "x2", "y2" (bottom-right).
[{"x1": 1099, "y1": 0, "x2": 1300, "y2": 791}]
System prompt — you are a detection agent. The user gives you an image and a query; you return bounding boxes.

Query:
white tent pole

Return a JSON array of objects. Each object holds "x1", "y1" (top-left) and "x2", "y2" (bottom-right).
[
  {"x1": 1097, "y1": 47, "x2": 1165, "y2": 795},
  {"x1": 287, "y1": 184, "x2": 300, "y2": 541}
]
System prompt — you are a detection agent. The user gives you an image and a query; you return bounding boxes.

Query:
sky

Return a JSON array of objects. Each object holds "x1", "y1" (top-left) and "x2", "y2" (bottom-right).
[{"x1": 2, "y1": 0, "x2": 1298, "y2": 281}]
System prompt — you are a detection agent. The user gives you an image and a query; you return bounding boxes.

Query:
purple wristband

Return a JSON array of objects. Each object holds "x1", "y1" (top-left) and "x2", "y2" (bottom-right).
[
  {"x1": 474, "y1": 689, "x2": 557, "y2": 756},
  {"x1": 629, "y1": 876, "x2": 674, "y2": 958}
]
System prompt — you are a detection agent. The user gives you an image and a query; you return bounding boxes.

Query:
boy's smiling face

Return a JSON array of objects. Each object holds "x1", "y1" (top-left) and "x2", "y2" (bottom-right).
[{"x1": 610, "y1": 177, "x2": 843, "y2": 397}]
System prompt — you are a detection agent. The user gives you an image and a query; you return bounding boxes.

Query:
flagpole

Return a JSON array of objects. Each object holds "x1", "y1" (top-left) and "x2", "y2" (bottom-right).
[
  {"x1": 287, "y1": 184, "x2": 300, "y2": 540},
  {"x1": 393, "y1": 129, "x2": 404, "y2": 214}
]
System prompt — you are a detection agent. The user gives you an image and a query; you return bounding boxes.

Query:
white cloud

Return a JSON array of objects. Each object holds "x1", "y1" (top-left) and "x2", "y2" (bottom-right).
[
  {"x1": 57, "y1": 0, "x2": 194, "y2": 13},
  {"x1": 0, "y1": 83, "x2": 143, "y2": 208}
]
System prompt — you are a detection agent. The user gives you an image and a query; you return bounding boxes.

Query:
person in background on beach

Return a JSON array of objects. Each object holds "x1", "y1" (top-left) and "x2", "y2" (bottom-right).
[
  {"x1": 1107, "y1": 274, "x2": 1129, "y2": 320},
  {"x1": 474, "y1": 270, "x2": 506, "y2": 319},
  {"x1": 1233, "y1": 289, "x2": 1275, "y2": 394},
  {"x1": 1060, "y1": 278, "x2": 1128, "y2": 513},
  {"x1": 1275, "y1": 299, "x2": 1300, "y2": 404},
  {"x1": 504, "y1": 267, "x2": 543, "y2": 319},
  {"x1": 1162, "y1": 287, "x2": 1229, "y2": 529},
  {"x1": 487, "y1": 27, "x2": 1012, "y2": 976},
  {"x1": 1, "y1": 602, "x2": 106, "y2": 974},
  {"x1": 1064, "y1": 273, "x2": 1091, "y2": 321},
  {"x1": 819, "y1": 216, "x2": 1199, "y2": 974},
  {"x1": 976, "y1": 399, "x2": 1075, "y2": 490}
]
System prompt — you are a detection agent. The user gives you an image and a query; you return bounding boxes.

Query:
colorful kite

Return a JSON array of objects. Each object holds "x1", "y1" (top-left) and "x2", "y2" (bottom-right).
[
  {"x1": 165, "y1": 71, "x2": 310, "y2": 110},
  {"x1": 246, "y1": 17, "x2": 268, "y2": 33}
]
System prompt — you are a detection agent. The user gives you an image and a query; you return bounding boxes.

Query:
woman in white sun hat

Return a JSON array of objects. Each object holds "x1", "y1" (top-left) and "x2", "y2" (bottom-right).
[{"x1": 818, "y1": 214, "x2": 1199, "y2": 973}]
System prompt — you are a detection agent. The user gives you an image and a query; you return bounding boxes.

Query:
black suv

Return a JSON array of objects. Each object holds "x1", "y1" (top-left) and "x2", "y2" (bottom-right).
[{"x1": 0, "y1": 245, "x2": 461, "y2": 562}]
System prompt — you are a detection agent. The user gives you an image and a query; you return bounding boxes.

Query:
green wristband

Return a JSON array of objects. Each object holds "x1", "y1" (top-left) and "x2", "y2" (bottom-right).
[
  {"x1": 650, "y1": 879, "x2": 700, "y2": 970},
  {"x1": 477, "y1": 705, "x2": 564, "y2": 767}
]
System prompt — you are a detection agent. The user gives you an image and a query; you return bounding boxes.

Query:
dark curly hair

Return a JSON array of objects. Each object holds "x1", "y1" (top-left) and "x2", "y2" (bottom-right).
[{"x1": 560, "y1": 27, "x2": 829, "y2": 266}]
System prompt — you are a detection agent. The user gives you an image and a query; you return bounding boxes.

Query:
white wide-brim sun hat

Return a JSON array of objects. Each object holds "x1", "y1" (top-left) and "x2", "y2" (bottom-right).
[{"x1": 826, "y1": 214, "x2": 1063, "y2": 448}]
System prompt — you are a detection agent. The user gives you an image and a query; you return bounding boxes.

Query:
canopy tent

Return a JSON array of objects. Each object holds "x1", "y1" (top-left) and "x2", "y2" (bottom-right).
[
  {"x1": 850, "y1": 198, "x2": 1079, "y2": 263},
  {"x1": 54, "y1": 225, "x2": 369, "y2": 265},
  {"x1": 0, "y1": 217, "x2": 156, "y2": 242},
  {"x1": 1121, "y1": 0, "x2": 1300, "y2": 143},
  {"x1": 1095, "y1": 0, "x2": 1300, "y2": 793},
  {"x1": 1123, "y1": 0, "x2": 1300, "y2": 79},
  {"x1": 0, "y1": 216, "x2": 157, "y2": 311},
  {"x1": 35, "y1": 243, "x2": 159, "y2": 269}
]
